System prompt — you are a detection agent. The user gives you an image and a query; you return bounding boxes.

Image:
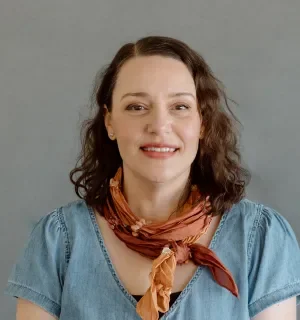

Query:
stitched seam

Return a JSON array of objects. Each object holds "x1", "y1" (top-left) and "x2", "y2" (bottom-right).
[
  {"x1": 248, "y1": 280, "x2": 300, "y2": 308},
  {"x1": 56, "y1": 207, "x2": 71, "y2": 267},
  {"x1": 247, "y1": 203, "x2": 263, "y2": 269},
  {"x1": 87, "y1": 205, "x2": 136, "y2": 303},
  {"x1": 7, "y1": 281, "x2": 61, "y2": 308}
]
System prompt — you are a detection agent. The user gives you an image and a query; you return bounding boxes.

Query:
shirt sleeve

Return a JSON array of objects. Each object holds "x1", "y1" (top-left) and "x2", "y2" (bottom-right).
[
  {"x1": 4, "y1": 209, "x2": 66, "y2": 319},
  {"x1": 247, "y1": 204, "x2": 300, "y2": 318}
]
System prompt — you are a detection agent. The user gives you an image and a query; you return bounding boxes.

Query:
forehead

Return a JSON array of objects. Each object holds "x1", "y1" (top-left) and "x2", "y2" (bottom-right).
[{"x1": 113, "y1": 55, "x2": 196, "y2": 100}]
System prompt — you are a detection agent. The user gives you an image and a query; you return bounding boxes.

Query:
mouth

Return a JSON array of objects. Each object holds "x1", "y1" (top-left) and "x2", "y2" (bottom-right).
[
  {"x1": 140, "y1": 144, "x2": 180, "y2": 159},
  {"x1": 140, "y1": 146, "x2": 179, "y2": 153}
]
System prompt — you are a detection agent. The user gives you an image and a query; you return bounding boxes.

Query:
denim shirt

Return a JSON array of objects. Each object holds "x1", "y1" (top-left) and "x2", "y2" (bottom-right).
[{"x1": 4, "y1": 198, "x2": 300, "y2": 319}]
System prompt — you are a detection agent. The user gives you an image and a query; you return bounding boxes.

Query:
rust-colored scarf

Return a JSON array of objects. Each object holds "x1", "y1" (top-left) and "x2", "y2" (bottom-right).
[{"x1": 102, "y1": 167, "x2": 239, "y2": 320}]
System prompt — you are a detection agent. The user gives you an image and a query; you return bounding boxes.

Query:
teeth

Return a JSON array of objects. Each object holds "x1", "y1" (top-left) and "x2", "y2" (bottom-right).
[{"x1": 143, "y1": 147, "x2": 176, "y2": 152}]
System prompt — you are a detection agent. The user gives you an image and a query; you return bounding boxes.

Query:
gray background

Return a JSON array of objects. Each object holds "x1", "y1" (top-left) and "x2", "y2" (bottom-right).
[{"x1": 1, "y1": 0, "x2": 299, "y2": 318}]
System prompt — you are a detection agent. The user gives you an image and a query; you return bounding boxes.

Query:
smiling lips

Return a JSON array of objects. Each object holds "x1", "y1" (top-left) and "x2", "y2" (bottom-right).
[{"x1": 140, "y1": 144, "x2": 179, "y2": 159}]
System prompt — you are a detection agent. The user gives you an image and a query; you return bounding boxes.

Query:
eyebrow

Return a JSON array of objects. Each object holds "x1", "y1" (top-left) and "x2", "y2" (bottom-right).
[{"x1": 120, "y1": 92, "x2": 196, "y2": 101}]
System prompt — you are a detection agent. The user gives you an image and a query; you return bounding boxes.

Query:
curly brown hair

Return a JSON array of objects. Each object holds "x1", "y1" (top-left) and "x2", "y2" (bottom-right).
[{"x1": 69, "y1": 35, "x2": 251, "y2": 216}]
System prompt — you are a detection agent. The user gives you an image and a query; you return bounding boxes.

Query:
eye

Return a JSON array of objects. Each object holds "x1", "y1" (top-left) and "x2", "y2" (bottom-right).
[
  {"x1": 126, "y1": 104, "x2": 146, "y2": 111},
  {"x1": 173, "y1": 104, "x2": 190, "y2": 110}
]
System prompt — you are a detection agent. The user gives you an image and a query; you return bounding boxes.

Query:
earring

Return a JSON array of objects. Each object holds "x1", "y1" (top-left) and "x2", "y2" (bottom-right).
[{"x1": 109, "y1": 132, "x2": 115, "y2": 140}]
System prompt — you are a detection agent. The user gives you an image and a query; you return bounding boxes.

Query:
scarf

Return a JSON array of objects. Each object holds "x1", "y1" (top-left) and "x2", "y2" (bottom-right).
[{"x1": 102, "y1": 167, "x2": 239, "y2": 320}]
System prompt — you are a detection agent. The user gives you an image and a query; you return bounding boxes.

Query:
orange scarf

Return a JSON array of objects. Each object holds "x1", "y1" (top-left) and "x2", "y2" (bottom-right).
[{"x1": 102, "y1": 167, "x2": 239, "y2": 320}]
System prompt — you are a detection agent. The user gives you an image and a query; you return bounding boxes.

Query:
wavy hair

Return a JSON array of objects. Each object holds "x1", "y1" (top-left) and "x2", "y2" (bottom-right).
[{"x1": 69, "y1": 35, "x2": 251, "y2": 216}]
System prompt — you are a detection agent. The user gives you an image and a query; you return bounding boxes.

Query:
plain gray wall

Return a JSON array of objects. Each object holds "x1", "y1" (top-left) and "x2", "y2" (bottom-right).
[{"x1": 1, "y1": 0, "x2": 299, "y2": 318}]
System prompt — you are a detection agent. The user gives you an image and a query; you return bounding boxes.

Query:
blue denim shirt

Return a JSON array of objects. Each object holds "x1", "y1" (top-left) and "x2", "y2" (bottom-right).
[{"x1": 4, "y1": 198, "x2": 300, "y2": 319}]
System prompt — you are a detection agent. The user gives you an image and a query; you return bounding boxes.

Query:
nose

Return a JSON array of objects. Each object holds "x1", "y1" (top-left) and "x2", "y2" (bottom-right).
[{"x1": 145, "y1": 107, "x2": 172, "y2": 135}]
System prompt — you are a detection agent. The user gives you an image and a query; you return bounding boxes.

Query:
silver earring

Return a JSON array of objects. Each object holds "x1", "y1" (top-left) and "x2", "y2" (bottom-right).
[{"x1": 109, "y1": 133, "x2": 115, "y2": 139}]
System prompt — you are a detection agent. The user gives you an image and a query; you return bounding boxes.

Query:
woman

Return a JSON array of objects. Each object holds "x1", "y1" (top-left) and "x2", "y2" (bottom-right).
[{"x1": 4, "y1": 36, "x2": 300, "y2": 320}]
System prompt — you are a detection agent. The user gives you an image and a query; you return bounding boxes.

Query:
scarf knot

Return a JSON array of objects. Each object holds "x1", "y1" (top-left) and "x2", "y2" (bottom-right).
[{"x1": 171, "y1": 241, "x2": 191, "y2": 265}]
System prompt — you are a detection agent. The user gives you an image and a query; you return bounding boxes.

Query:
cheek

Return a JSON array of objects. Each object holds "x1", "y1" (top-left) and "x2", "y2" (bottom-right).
[
  {"x1": 180, "y1": 120, "x2": 201, "y2": 146},
  {"x1": 118, "y1": 123, "x2": 141, "y2": 140},
  {"x1": 114, "y1": 122, "x2": 142, "y2": 154}
]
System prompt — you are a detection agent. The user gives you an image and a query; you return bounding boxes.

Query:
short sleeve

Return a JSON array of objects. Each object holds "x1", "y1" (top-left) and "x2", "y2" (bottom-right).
[
  {"x1": 248, "y1": 204, "x2": 300, "y2": 318},
  {"x1": 4, "y1": 209, "x2": 66, "y2": 319}
]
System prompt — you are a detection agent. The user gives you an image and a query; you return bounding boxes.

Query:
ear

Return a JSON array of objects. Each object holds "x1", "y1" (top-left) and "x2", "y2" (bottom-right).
[
  {"x1": 104, "y1": 104, "x2": 115, "y2": 140},
  {"x1": 199, "y1": 126, "x2": 205, "y2": 140},
  {"x1": 199, "y1": 116, "x2": 205, "y2": 139}
]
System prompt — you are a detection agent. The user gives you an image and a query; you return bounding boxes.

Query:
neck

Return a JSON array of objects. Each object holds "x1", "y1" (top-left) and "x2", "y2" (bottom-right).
[{"x1": 122, "y1": 166, "x2": 191, "y2": 223}]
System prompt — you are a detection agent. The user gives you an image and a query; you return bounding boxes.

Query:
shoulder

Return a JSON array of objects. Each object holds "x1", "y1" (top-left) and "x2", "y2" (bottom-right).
[
  {"x1": 41, "y1": 199, "x2": 91, "y2": 228},
  {"x1": 223, "y1": 198, "x2": 300, "y2": 264},
  {"x1": 225, "y1": 197, "x2": 261, "y2": 223},
  {"x1": 22, "y1": 199, "x2": 93, "y2": 268},
  {"x1": 225, "y1": 197, "x2": 296, "y2": 239},
  {"x1": 224, "y1": 198, "x2": 300, "y2": 316},
  {"x1": 55, "y1": 199, "x2": 90, "y2": 217},
  {"x1": 222, "y1": 198, "x2": 261, "y2": 241},
  {"x1": 29, "y1": 199, "x2": 91, "y2": 251},
  {"x1": 233, "y1": 200, "x2": 300, "y2": 316},
  {"x1": 3, "y1": 201, "x2": 92, "y2": 316},
  {"x1": 29, "y1": 199, "x2": 88, "y2": 234}
]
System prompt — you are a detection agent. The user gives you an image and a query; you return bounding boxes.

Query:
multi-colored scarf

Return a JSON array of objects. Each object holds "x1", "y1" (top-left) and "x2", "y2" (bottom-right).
[{"x1": 102, "y1": 167, "x2": 239, "y2": 320}]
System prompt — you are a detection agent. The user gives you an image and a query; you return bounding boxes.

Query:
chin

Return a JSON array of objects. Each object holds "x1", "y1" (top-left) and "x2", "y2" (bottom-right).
[{"x1": 139, "y1": 167, "x2": 183, "y2": 185}]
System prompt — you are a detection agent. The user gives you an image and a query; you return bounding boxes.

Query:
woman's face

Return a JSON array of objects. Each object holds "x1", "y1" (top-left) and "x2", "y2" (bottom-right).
[{"x1": 105, "y1": 55, "x2": 202, "y2": 184}]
